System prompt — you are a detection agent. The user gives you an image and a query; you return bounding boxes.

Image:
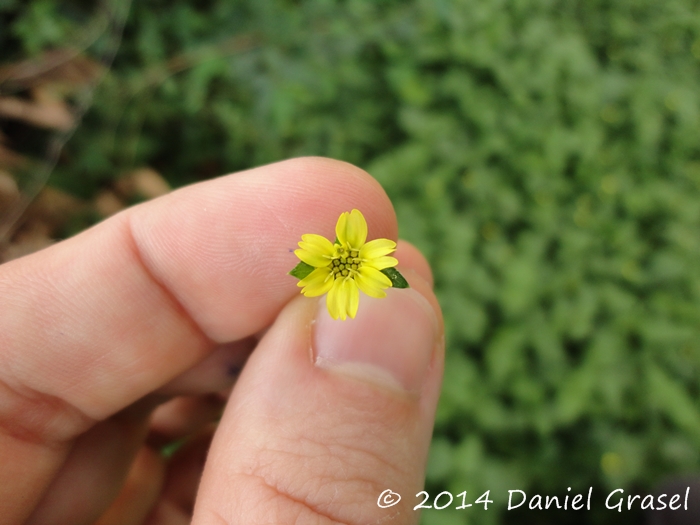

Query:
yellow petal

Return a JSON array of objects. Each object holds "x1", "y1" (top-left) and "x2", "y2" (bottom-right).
[
  {"x1": 335, "y1": 212, "x2": 349, "y2": 246},
  {"x1": 294, "y1": 248, "x2": 331, "y2": 268},
  {"x1": 299, "y1": 234, "x2": 335, "y2": 256},
  {"x1": 363, "y1": 255, "x2": 398, "y2": 270},
  {"x1": 326, "y1": 278, "x2": 343, "y2": 320},
  {"x1": 298, "y1": 267, "x2": 334, "y2": 297},
  {"x1": 360, "y1": 238, "x2": 396, "y2": 259},
  {"x1": 345, "y1": 279, "x2": 360, "y2": 318},
  {"x1": 355, "y1": 276, "x2": 387, "y2": 298},
  {"x1": 336, "y1": 278, "x2": 349, "y2": 320},
  {"x1": 345, "y1": 209, "x2": 368, "y2": 249},
  {"x1": 356, "y1": 266, "x2": 392, "y2": 298}
]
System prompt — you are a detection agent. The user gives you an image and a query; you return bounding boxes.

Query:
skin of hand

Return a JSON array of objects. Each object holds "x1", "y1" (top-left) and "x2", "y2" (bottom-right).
[{"x1": 0, "y1": 157, "x2": 444, "y2": 525}]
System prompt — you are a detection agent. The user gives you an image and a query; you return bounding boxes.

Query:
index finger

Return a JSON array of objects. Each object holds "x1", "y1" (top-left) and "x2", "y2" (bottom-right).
[{"x1": 0, "y1": 157, "x2": 397, "y2": 426}]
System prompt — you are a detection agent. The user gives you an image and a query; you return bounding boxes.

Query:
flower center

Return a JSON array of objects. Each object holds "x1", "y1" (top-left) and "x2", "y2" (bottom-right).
[{"x1": 331, "y1": 248, "x2": 361, "y2": 279}]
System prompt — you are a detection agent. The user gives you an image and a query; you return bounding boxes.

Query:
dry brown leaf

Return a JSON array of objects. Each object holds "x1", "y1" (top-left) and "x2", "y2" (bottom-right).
[
  {"x1": 115, "y1": 168, "x2": 171, "y2": 200},
  {"x1": 0, "y1": 48, "x2": 104, "y2": 93},
  {"x1": 1, "y1": 235, "x2": 54, "y2": 263},
  {"x1": 24, "y1": 186, "x2": 85, "y2": 233},
  {"x1": 94, "y1": 189, "x2": 126, "y2": 218},
  {"x1": 0, "y1": 141, "x2": 27, "y2": 170},
  {"x1": 0, "y1": 94, "x2": 74, "y2": 131},
  {"x1": 0, "y1": 170, "x2": 20, "y2": 208}
]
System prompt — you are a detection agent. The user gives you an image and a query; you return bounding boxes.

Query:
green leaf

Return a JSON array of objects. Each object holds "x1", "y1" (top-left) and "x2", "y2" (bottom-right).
[
  {"x1": 289, "y1": 261, "x2": 315, "y2": 280},
  {"x1": 381, "y1": 267, "x2": 409, "y2": 288}
]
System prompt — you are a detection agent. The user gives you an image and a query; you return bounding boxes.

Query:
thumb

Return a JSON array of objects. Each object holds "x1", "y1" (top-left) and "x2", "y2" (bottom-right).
[{"x1": 193, "y1": 268, "x2": 443, "y2": 524}]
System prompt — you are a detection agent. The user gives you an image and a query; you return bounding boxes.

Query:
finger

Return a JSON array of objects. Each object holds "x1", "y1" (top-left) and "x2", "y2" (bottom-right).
[
  {"x1": 92, "y1": 446, "x2": 166, "y2": 525},
  {"x1": 0, "y1": 159, "x2": 396, "y2": 418},
  {"x1": 1, "y1": 157, "x2": 394, "y2": 420},
  {"x1": 25, "y1": 399, "x2": 155, "y2": 525},
  {"x1": 161, "y1": 428, "x2": 214, "y2": 515},
  {"x1": 28, "y1": 391, "x2": 221, "y2": 524},
  {"x1": 143, "y1": 500, "x2": 190, "y2": 525},
  {"x1": 0, "y1": 157, "x2": 396, "y2": 520},
  {"x1": 156, "y1": 338, "x2": 256, "y2": 396},
  {"x1": 193, "y1": 267, "x2": 444, "y2": 524},
  {"x1": 147, "y1": 396, "x2": 224, "y2": 448}
]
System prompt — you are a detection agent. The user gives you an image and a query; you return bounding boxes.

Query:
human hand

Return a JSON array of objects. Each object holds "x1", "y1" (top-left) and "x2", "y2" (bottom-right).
[{"x1": 0, "y1": 157, "x2": 444, "y2": 525}]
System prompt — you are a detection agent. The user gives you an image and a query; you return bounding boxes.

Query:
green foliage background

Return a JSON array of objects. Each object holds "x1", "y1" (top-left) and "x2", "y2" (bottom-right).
[{"x1": 5, "y1": 0, "x2": 700, "y2": 523}]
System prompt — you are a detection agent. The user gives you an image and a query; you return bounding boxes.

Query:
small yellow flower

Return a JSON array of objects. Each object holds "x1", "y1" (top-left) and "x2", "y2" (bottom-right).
[{"x1": 293, "y1": 209, "x2": 399, "y2": 320}]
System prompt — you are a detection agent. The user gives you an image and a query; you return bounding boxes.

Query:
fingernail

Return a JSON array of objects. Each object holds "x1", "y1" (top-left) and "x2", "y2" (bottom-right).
[{"x1": 313, "y1": 287, "x2": 439, "y2": 392}]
